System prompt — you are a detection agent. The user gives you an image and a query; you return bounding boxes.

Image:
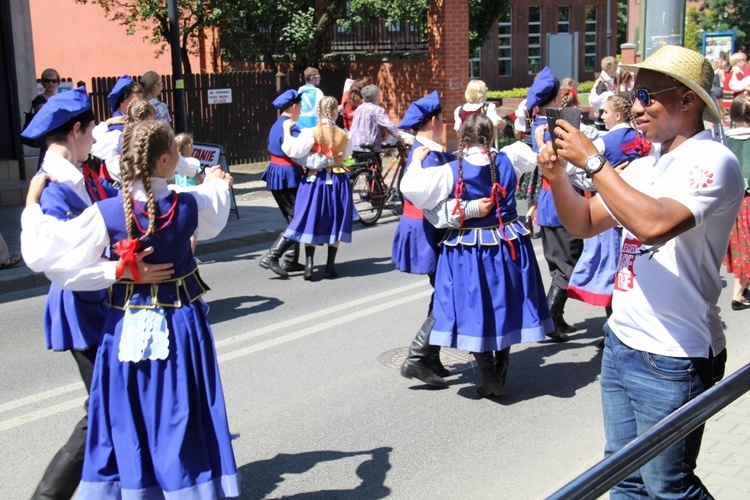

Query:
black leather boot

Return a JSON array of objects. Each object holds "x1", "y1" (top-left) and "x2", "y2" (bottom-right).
[
  {"x1": 304, "y1": 246, "x2": 315, "y2": 281},
  {"x1": 281, "y1": 242, "x2": 305, "y2": 272},
  {"x1": 31, "y1": 447, "x2": 83, "y2": 500},
  {"x1": 325, "y1": 246, "x2": 339, "y2": 279},
  {"x1": 259, "y1": 235, "x2": 294, "y2": 278},
  {"x1": 400, "y1": 315, "x2": 448, "y2": 387},
  {"x1": 472, "y1": 352, "x2": 505, "y2": 398},
  {"x1": 494, "y1": 347, "x2": 510, "y2": 390},
  {"x1": 546, "y1": 285, "x2": 572, "y2": 342}
]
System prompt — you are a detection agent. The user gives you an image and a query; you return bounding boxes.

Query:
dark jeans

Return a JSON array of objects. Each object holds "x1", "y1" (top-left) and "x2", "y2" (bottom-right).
[
  {"x1": 601, "y1": 323, "x2": 724, "y2": 499},
  {"x1": 63, "y1": 347, "x2": 97, "y2": 460}
]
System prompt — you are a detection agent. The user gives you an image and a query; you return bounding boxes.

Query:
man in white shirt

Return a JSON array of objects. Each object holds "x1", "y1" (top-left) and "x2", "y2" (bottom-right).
[{"x1": 538, "y1": 45, "x2": 743, "y2": 498}]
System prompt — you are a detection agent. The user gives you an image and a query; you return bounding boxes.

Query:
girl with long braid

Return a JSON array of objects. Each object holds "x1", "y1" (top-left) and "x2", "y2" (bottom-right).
[
  {"x1": 22, "y1": 120, "x2": 239, "y2": 497},
  {"x1": 279, "y1": 95, "x2": 354, "y2": 280},
  {"x1": 401, "y1": 113, "x2": 553, "y2": 398}
]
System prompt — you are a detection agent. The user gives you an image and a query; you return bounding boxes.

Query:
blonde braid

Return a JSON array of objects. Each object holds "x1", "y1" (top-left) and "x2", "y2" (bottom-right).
[
  {"x1": 119, "y1": 125, "x2": 137, "y2": 240},
  {"x1": 119, "y1": 121, "x2": 175, "y2": 239}
]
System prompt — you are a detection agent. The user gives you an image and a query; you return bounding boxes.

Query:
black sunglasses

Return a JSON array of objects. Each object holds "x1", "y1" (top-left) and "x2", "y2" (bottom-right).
[
  {"x1": 629, "y1": 84, "x2": 684, "y2": 107},
  {"x1": 43, "y1": 79, "x2": 59, "y2": 84}
]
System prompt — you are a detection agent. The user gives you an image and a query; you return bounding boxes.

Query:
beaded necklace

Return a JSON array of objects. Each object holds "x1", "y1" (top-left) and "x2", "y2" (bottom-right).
[{"x1": 130, "y1": 192, "x2": 178, "y2": 235}]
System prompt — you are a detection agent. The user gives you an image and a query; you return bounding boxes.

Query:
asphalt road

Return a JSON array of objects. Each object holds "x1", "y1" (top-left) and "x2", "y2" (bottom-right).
[{"x1": 1, "y1": 211, "x2": 747, "y2": 499}]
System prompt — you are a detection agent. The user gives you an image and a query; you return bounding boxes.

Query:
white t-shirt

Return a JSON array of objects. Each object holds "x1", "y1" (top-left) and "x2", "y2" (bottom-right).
[
  {"x1": 598, "y1": 130, "x2": 743, "y2": 358},
  {"x1": 453, "y1": 102, "x2": 502, "y2": 131}
]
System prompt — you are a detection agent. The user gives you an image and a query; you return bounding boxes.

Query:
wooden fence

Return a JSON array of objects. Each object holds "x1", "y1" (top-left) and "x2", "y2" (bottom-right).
[{"x1": 89, "y1": 71, "x2": 282, "y2": 165}]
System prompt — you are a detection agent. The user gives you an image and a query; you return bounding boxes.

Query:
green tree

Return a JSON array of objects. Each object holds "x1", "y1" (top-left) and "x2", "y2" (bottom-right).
[
  {"x1": 700, "y1": 0, "x2": 750, "y2": 51},
  {"x1": 684, "y1": 6, "x2": 703, "y2": 52},
  {"x1": 617, "y1": 0, "x2": 628, "y2": 47},
  {"x1": 75, "y1": 0, "x2": 248, "y2": 74}
]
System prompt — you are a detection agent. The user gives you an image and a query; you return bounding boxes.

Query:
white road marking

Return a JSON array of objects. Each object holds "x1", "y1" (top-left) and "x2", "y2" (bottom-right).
[{"x1": 0, "y1": 281, "x2": 430, "y2": 431}]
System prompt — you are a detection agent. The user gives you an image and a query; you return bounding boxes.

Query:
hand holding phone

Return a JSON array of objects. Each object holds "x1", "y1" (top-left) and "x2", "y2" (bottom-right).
[{"x1": 546, "y1": 107, "x2": 582, "y2": 152}]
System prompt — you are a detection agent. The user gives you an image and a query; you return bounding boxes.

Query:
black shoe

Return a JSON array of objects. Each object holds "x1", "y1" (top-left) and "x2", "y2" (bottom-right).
[
  {"x1": 304, "y1": 256, "x2": 314, "y2": 281},
  {"x1": 32, "y1": 448, "x2": 82, "y2": 500},
  {"x1": 325, "y1": 246, "x2": 338, "y2": 278},
  {"x1": 545, "y1": 330, "x2": 570, "y2": 343},
  {"x1": 428, "y1": 357, "x2": 450, "y2": 377},
  {"x1": 259, "y1": 235, "x2": 294, "y2": 279},
  {"x1": 281, "y1": 262, "x2": 306, "y2": 272},
  {"x1": 325, "y1": 266, "x2": 339, "y2": 279},
  {"x1": 472, "y1": 352, "x2": 506, "y2": 398},
  {"x1": 400, "y1": 360, "x2": 448, "y2": 388},
  {"x1": 731, "y1": 300, "x2": 750, "y2": 311}
]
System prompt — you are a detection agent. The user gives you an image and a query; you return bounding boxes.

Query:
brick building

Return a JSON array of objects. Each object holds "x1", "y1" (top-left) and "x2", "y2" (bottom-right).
[{"x1": 472, "y1": 1, "x2": 618, "y2": 89}]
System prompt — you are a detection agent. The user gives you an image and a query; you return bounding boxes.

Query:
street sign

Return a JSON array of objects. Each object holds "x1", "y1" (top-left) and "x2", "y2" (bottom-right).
[
  {"x1": 192, "y1": 142, "x2": 239, "y2": 219},
  {"x1": 702, "y1": 31, "x2": 734, "y2": 62},
  {"x1": 207, "y1": 88, "x2": 232, "y2": 105}
]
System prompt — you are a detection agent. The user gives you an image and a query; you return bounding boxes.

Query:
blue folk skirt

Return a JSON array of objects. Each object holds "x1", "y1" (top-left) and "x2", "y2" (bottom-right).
[
  {"x1": 567, "y1": 227, "x2": 622, "y2": 307},
  {"x1": 77, "y1": 299, "x2": 239, "y2": 499},
  {"x1": 284, "y1": 170, "x2": 353, "y2": 245},
  {"x1": 261, "y1": 162, "x2": 302, "y2": 190},
  {"x1": 430, "y1": 224, "x2": 553, "y2": 352},
  {"x1": 43, "y1": 285, "x2": 107, "y2": 351},
  {"x1": 391, "y1": 215, "x2": 439, "y2": 275}
]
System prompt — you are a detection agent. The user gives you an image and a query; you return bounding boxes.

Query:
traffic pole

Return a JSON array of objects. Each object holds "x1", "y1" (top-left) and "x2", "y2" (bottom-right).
[{"x1": 168, "y1": 0, "x2": 187, "y2": 133}]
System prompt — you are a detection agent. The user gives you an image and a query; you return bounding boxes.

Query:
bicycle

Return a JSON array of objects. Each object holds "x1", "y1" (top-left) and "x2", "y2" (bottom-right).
[{"x1": 349, "y1": 141, "x2": 409, "y2": 226}]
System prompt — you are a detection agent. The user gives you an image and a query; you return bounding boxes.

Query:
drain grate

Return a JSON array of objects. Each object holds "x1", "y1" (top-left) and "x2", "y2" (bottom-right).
[{"x1": 378, "y1": 347, "x2": 474, "y2": 372}]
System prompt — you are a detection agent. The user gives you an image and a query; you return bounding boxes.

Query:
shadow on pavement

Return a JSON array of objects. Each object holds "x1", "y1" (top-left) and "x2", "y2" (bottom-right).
[
  {"x1": 207, "y1": 295, "x2": 284, "y2": 324},
  {"x1": 238, "y1": 447, "x2": 392, "y2": 499}
]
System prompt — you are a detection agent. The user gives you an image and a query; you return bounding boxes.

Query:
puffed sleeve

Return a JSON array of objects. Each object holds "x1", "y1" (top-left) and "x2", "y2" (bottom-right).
[
  {"x1": 281, "y1": 128, "x2": 315, "y2": 160},
  {"x1": 45, "y1": 260, "x2": 118, "y2": 291},
  {"x1": 175, "y1": 155, "x2": 200, "y2": 177},
  {"x1": 21, "y1": 203, "x2": 111, "y2": 274},
  {"x1": 500, "y1": 141, "x2": 537, "y2": 176},
  {"x1": 400, "y1": 159, "x2": 455, "y2": 210},
  {"x1": 170, "y1": 177, "x2": 231, "y2": 241}
]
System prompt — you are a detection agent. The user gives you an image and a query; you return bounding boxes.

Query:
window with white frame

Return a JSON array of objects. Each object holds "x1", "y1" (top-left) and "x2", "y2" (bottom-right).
[
  {"x1": 386, "y1": 19, "x2": 401, "y2": 32},
  {"x1": 558, "y1": 6, "x2": 570, "y2": 34},
  {"x1": 585, "y1": 6, "x2": 598, "y2": 71},
  {"x1": 528, "y1": 6, "x2": 541, "y2": 74},
  {"x1": 498, "y1": 6, "x2": 512, "y2": 77},
  {"x1": 470, "y1": 47, "x2": 481, "y2": 79}
]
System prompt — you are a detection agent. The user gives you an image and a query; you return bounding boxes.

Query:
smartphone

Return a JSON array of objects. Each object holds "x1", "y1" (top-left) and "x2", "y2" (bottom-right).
[{"x1": 546, "y1": 107, "x2": 582, "y2": 151}]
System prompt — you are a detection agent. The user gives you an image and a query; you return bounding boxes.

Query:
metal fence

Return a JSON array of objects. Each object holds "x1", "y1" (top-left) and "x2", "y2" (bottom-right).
[
  {"x1": 89, "y1": 71, "x2": 280, "y2": 165},
  {"x1": 326, "y1": 18, "x2": 427, "y2": 54}
]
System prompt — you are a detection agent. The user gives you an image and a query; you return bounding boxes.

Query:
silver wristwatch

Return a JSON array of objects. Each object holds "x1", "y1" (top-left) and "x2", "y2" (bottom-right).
[{"x1": 584, "y1": 154, "x2": 607, "y2": 177}]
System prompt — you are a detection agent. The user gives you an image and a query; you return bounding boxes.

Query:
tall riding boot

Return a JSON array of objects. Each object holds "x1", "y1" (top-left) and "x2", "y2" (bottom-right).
[
  {"x1": 259, "y1": 235, "x2": 295, "y2": 278},
  {"x1": 494, "y1": 347, "x2": 511, "y2": 391},
  {"x1": 400, "y1": 315, "x2": 448, "y2": 387},
  {"x1": 325, "y1": 245, "x2": 339, "y2": 279},
  {"x1": 546, "y1": 285, "x2": 572, "y2": 342},
  {"x1": 31, "y1": 447, "x2": 83, "y2": 500},
  {"x1": 304, "y1": 246, "x2": 315, "y2": 281},
  {"x1": 281, "y1": 242, "x2": 305, "y2": 272},
  {"x1": 472, "y1": 352, "x2": 505, "y2": 398}
]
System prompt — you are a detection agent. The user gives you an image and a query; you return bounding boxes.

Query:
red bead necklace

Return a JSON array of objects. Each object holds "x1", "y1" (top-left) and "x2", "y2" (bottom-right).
[{"x1": 130, "y1": 192, "x2": 178, "y2": 235}]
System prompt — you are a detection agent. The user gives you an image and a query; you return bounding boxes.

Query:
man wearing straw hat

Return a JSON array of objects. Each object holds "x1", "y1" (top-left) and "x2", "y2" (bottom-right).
[{"x1": 538, "y1": 45, "x2": 743, "y2": 497}]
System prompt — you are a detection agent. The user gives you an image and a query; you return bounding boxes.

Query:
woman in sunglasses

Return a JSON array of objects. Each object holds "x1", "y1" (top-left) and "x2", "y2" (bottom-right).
[{"x1": 33, "y1": 68, "x2": 61, "y2": 112}]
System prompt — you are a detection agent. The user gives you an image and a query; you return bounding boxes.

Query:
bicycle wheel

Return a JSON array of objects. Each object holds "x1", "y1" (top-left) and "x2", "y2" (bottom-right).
[{"x1": 351, "y1": 169, "x2": 384, "y2": 226}]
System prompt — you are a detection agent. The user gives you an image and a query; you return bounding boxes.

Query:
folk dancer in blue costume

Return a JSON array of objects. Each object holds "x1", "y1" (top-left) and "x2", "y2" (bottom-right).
[
  {"x1": 91, "y1": 74, "x2": 137, "y2": 183},
  {"x1": 401, "y1": 114, "x2": 553, "y2": 398},
  {"x1": 393, "y1": 91, "x2": 457, "y2": 387},
  {"x1": 281, "y1": 96, "x2": 354, "y2": 280},
  {"x1": 528, "y1": 67, "x2": 583, "y2": 342},
  {"x1": 566, "y1": 94, "x2": 652, "y2": 314},
  {"x1": 19, "y1": 87, "x2": 169, "y2": 499},
  {"x1": 259, "y1": 89, "x2": 306, "y2": 278},
  {"x1": 22, "y1": 120, "x2": 239, "y2": 498}
]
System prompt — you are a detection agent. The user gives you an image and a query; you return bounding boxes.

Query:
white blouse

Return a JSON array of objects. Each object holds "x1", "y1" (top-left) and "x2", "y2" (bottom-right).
[
  {"x1": 21, "y1": 177, "x2": 231, "y2": 291},
  {"x1": 281, "y1": 124, "x2": 354, "y2": 162}
]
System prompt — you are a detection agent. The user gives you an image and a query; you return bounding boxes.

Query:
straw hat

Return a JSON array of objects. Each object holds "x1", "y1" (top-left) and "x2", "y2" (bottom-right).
[{"x1": 620, "y1": 45, "x2": 721, "y2": 123}]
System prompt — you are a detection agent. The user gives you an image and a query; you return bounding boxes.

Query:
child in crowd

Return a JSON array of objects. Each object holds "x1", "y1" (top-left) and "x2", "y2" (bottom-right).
[
  {"x1": 22, "y1": 120, "x2": 239, "y2": 498},
  {"x1": 401, "y1": 113, "x2": 553, "y2": 398},
  {"x1": 174, "y1": 133, "x2": 203, "y2": 187}
]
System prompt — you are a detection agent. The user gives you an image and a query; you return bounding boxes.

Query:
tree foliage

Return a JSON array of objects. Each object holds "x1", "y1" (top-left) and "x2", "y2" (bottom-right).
[
  {"x1": 684, "y1": 6, "x2": 703, "y2": 52},
  {"x1": 617, "y1": 0, "x2": 628, "y2": 48},
  {"x1": 699, "y1": 0, "x2": 750, "y2": 51},
  {"x1": 78, "y1": 0, "x2": 510, "y2": 71},
  {"x1": 75, "y1": 0, "x2": 245, "y2": 74}
]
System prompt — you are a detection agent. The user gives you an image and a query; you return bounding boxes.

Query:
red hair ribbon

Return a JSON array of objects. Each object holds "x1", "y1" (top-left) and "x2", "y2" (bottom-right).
[
  {"x1": 490, "y1": 182, "x2": 516, "y2": 261},
  {"x1": 451, "y1": 178, "x2": 466, "y2": 227},
  {"x1": 114, "y1": 238, "x2": 141, "y2": 282},
  {"x1": 567, "y1": 88, "x2": 579, "y2": 99},
  {"x1": 621, "y1": 135, "x2": 652, "y2": 157}
]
